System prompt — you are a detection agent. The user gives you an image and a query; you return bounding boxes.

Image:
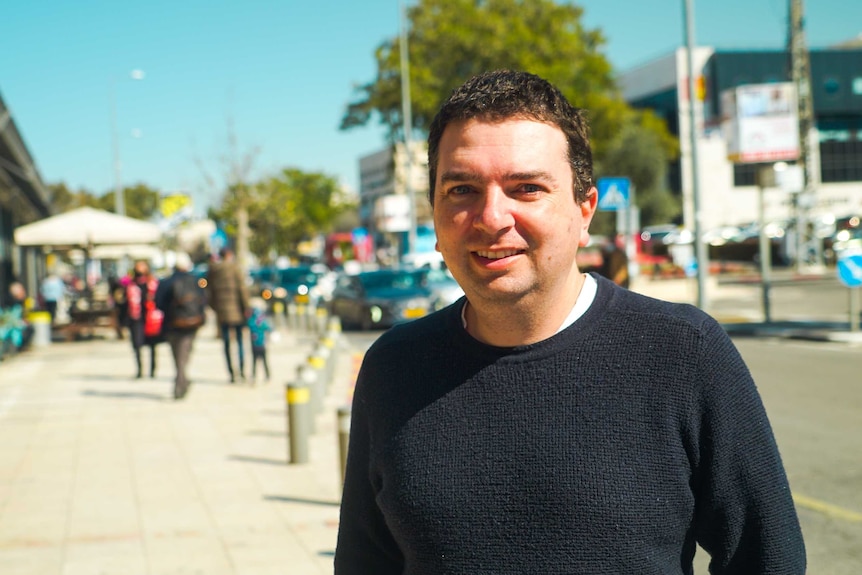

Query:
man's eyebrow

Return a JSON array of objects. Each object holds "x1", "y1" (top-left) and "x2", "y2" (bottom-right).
[
  {"x1": 439, "y1": 170, "x2": 482, "y2": 185},
  {"x1": 439, "y1": 170, "x2": 557, "y2": 185}
]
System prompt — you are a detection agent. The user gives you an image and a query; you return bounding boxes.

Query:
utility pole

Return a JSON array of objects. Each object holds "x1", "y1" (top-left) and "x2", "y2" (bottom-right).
[
  {"x1": 789, "y1": 0, "x2": 819, "y2": 270},
  {"x1": 399, "y1": 0, "x2": 417, "y2": 260},
  {"x1": 683, "y1": 0, "x2": 708, "y2": 309}
]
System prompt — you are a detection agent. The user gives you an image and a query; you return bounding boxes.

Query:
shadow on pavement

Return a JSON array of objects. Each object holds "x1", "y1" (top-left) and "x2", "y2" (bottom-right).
[
  {"x1": 81, "y1": 389, "x2": 167, "y2": 401},
  {"x1": 246, "y1": 429, "x2": 285, "y2": 437},
  {"x1": 263, "y1": 494, "x2": 340, "y2": 507},
  {"x1": 229, "y1": 454, "x2": 286, "y2": 466}
]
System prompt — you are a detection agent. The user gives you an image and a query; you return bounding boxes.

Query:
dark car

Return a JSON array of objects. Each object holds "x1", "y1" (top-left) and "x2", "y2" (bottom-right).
[
  {"x1": 329, "y1": 269, "x2": 435, "y2": 330},
  {"x1": 252, "y1": 265, "x2": 323, "y2": 315}
]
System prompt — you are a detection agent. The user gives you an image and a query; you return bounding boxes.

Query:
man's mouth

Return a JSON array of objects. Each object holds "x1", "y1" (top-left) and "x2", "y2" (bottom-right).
[{"x1": 475, "y1": 249, "x2": 522, "y2": 260}]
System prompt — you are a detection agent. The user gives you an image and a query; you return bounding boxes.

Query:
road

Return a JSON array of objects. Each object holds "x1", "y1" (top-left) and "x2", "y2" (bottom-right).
[{"x1": 341, "y1": 303, "x2": 862, "y2": 573}]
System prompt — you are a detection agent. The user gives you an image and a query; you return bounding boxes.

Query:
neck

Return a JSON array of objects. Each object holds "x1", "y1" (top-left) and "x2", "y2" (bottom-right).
[{"x1": 464, "y1": 273, "x2": 586, "y2": 346}]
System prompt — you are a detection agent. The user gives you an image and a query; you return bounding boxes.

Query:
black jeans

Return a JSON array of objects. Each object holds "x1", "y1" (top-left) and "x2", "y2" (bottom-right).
[
  {"x1": 220, "y1": 323, "x2": 245, "y2": 380},
  {"x1": 166, "y1": 331, "x2": 196, "y2": 398}
]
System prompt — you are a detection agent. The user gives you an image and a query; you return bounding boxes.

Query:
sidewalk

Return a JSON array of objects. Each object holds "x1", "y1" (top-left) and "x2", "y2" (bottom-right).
[
  {"x1": 630, "y1": 271, "x2": 862, "y2": 344},
  {"x1": 0, "y1": 320, "x2": 355, "y2": 575}
]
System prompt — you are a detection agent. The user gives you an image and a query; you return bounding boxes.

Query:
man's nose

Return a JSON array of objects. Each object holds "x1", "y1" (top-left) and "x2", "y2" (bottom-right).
[{"x1": 473, "y1": 189, "x2": 515, "y2": 233}]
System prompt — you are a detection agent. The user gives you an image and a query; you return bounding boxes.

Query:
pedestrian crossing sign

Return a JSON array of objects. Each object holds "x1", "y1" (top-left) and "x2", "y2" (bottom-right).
[{"x1": 596, "y1": 177, "x2": 631, "y2": 212}]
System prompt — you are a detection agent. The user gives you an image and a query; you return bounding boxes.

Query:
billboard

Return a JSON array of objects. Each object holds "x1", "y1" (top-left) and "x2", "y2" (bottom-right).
[{"x1": 722, "y1": 83, "x2": 800, "y2": 164}]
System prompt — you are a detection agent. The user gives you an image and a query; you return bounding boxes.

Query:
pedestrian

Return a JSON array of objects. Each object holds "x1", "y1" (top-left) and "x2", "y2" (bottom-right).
[
  {"x1": 39, "y1": 271, "x2": 66, "y2": 325},
  {"x1": 246, "y1": 297, "x2": 272, "y2": 384},
  {"x1": 126, "y1": 261, "x2": 163, "y2": 379},
  {"x1": 206, "y1": 247, "x2": 250, "y2": 383},
  {"x1": 335, "y1": 70, "x2": 805, "y2": 573},
  {"x1": 599, "y1": 234, "x2": 630, "y2": 288},
  {"x1": 155, "y1": 252, "x2": 206, "y2": 400}
]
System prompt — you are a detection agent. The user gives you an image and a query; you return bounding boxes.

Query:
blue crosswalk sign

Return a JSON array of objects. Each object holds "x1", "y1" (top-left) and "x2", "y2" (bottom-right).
[
  {"x1": 596, "y1": 177, "x2": 631, "y2": 212},
  {"x1": 837, "y1": 253, "x2": 862, "y2": 287}
]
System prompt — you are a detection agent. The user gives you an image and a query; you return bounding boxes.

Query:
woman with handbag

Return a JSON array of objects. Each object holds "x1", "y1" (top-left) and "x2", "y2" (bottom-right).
[{"x1": 126, "y1": 260, "x2": 164, "y2": 379}]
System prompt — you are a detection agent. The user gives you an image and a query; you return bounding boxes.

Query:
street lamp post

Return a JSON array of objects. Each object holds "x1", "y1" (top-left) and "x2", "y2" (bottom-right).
[
  {"x1": 110, "y1": 69, "x2": 145, "y2": 217},
  {"x1": 682, "y1": 0, "x2": 708, "y2": 310},
  {"x1": 398, "y1": 0, "x2": 417, "y2": 260}
]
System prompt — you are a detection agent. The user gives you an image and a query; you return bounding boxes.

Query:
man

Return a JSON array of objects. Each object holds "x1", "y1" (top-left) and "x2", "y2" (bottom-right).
[
  {"x1": 206, "y1": 247, "x2": 250, "y2": 383},
  {"x1": 39, "y1": 271, "x2": 66, "y2": 325},
  {"x1": 155, "y1": 252, "x2": 206, "y2": 400},
  {"x1": 335, "y1": 70, "x2": 805, "y2": 573}
]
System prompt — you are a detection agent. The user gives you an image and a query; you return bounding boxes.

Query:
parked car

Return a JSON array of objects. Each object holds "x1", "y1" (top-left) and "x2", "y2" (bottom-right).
[
  {"x1": 253, "y1": 265, "x2": 325, "y2": 314},
  {"x1": 329, "y1": 268, "x2": 435, "y2": 330},
  {"x1": 416, "y1": 267, "x2": 464, "y2": 310}
]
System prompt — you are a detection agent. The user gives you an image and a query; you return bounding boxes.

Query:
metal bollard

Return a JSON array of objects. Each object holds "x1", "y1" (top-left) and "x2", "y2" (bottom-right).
[
  {"x1": 306, "y1": 349, "x2": 327, "y2": 414},
  {"x1": 314, "y1": 306, "x2": 328, "y2": 335},
  {"x1": 337, "y1": 405, "x2": 351, "y2": 486},
  {"x1": 296, "y1": 365, "x2": 319, "y2": 432},
  {"x1": 272, "y1": 301, "x2": 286, "y2": 330},
  {"x1": 287, "y1": 303, "x2": 298, "y2": 331},
  {"x1": 286, "y1": 381, "x2": 311, "y2": 464},
  {"x1": 327, "y1": 315, "x2": 342, "y2": 337},
  {"x1": 319, "y1": 335, "x2": 337, "y2": 388}
]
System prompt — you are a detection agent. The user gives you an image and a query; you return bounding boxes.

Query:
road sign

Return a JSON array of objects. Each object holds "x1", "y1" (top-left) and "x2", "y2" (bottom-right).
[
  {"x1": 596, "y1": 177, "x2": 630, "y2": 212},
  {"x1": 837, "y1": 253, "x2": 862, "y2": 287}
]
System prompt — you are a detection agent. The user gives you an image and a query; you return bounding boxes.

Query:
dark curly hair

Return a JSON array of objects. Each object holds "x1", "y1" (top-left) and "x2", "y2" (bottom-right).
[{"x1": 427, "y1": 70, "x2": 592, "y2": 206}]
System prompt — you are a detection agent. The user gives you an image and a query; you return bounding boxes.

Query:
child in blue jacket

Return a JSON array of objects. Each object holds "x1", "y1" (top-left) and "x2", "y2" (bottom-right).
[{"x1": 247, "y1": 298, "x2": 272, "y2": 384}]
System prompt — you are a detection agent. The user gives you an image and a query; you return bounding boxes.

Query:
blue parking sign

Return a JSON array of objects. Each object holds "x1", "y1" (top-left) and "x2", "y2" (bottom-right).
[
  {"x1": 837, "y1": 254, "x2": 862, "y2": 287},
  {"x1": 596, "y1": 177, "x2": 631, "y2": 212}
]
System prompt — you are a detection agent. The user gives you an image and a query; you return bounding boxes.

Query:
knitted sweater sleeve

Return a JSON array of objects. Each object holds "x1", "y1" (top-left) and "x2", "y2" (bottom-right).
[
  {"x1": 334, "y1": 348, "x2": 404, "y2": 575},
  {"x1": 690, "y1": 317, "x2": 806, "y2": 573}
]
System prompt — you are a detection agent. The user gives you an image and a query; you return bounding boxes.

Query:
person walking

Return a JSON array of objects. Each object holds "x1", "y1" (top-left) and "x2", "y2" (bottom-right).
[
  {"x1": 39, "y1": 271, "x2": 66, "y2": 325},
  {"x1": 246, "y1": 298, "x2": 272, "y2": 384},
  {"x1": 206, "y1": 247, "x2": 250, "y2": 383},
  {"x1": 125, "y1": 261, "x2": 163, "y2": 379},
  {"x1": 335, "y1": 70, "x2": 805, "y2": 574},
  {"x1": 155, "y1": 253, "x2": 206, "y2": 400}
]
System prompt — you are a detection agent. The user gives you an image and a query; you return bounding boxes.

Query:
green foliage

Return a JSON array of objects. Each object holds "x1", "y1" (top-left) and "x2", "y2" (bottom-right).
[
  {"x1": 595, "y1": 110, "x2": 681, "y2": 231},
  {"x1": 210, "y1": 168, "x2": 355, "y2": 262},
  {"x1": 47, "y1": 182, "x2": 163, "y2": 220},
  {"x1": 341, "y1": 0, "x2": 627, "y2": 153}
]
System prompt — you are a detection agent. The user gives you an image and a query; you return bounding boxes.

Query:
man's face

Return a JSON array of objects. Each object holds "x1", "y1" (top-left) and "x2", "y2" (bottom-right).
[{"x1": 432, "y1": 118, "x2": 596, "y2": 307}]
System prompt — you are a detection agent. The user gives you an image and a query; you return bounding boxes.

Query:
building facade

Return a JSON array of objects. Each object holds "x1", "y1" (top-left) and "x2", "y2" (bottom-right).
[
  {"x1": 0, "y1": 90, "x2": 52, "y2": 306},
  {"x1": 620, "y1": 46, "x2": 862, "y2": 233},
  {"x1": 358, "y1": 140, "x2": 431, "y2": 258}
]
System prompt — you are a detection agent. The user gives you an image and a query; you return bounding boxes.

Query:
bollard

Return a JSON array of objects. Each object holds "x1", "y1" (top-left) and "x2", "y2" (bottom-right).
[
  {"x1": 28, "y1": 311, "x2": 52, "y2": 347},
  {"x1": 320, "y1": 335, "x2": 337, "y2": 388},
  {"x1": 337, "y1": 405, "x2": 351, "y2": 486},
  {"x1": 306, "y1": 350, "x2": 327, "y2": 415},
  {"x1": 286, "y1": 381, "x2": 311, "y2": 464},
  {"x1": 315, "y1": 306, "x2": 328, "y2": 335},
  {"x1": 327, "y1": 314, "x2": 342, "y2": 335},
  {"x1": 272, "y1": 301, "x2": 286, "y2": 330},
  {"x1": 296, "y1": 365, "x2": 319, "y2": 432},
  {"x1": 287, "y1": 303, "x2": 299, "y2": 331},
  {"x1": 298, "y1": 304, "x2": 310, "y2": 332}
]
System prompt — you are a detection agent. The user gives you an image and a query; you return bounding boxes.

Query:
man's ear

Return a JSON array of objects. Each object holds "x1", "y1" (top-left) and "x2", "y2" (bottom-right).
[{"x1": 578, "y1": 187, "x2": 598, "y2": 247}]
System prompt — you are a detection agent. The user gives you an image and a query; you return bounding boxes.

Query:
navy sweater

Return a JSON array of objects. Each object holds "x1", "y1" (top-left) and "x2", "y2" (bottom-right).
[{"x1": 335, "y1": 274, "x2": 805, "y2": 574}]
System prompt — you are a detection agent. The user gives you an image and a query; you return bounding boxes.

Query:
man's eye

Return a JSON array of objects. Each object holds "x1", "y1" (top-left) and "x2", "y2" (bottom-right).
[
  {"x1": 447, "y1": 185, "x2": 473, "y2": 196},
  {"x1": 519, "y1": 184, "x2": 543, "y2": 194}
]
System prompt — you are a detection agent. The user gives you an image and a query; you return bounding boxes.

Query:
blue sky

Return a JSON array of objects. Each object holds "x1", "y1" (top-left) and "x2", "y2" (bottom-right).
[{"x1": 2, "y1": 0, "x2": 860, "y2": 213}]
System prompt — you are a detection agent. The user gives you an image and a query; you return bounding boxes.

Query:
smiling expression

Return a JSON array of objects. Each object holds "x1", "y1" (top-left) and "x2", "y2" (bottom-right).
[{"x1": 433, "y1": 118, "x2": 596, "y2": 309}]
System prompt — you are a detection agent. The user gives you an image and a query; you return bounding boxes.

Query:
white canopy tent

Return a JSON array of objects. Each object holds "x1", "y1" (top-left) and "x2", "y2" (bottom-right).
[{"x1": 14, "y1": 206, "x2": 163, "y2": 248}]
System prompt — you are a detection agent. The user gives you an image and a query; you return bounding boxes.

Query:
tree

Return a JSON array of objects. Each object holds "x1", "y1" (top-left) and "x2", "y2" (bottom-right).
[
  {"x1": 343, "y1": 0, "x2": 630, "y2": 154},
  {"x1": 341, "y1": 0, "x2": 678, "y2": 227},
  {"x1": 591, "y1": 111, "x2": 681, "y2": 236},
  {"x1": 101, "y1": 183, "x2": 163, "y2": 220},
  {"x1": 46, "y1": 182, "x2": 101, "y2": 213},
  {"x1": 211, "y1": 168, "x2": 353, "y2": 263}
]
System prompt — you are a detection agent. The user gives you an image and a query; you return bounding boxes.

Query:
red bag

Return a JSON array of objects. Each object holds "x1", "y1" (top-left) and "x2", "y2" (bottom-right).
[{"x1": 144, "y1": 301, "x2": 164, "y2": 337}]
